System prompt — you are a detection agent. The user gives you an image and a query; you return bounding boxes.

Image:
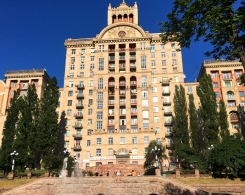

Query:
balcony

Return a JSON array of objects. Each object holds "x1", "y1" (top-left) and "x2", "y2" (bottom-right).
[
  {"x1": 76, "y1": 84, "x2": 84, "y2": 90},
  {"x1": 76, "y1": 103, "x2": 84, "y2": 109},
  {"x1": 165, "y1": 132, "x2": 173, "y2": 137},
  {"x1": 161, "y1": 80, "x2": 169, "y2": 86},
  {"x1": 131, "y1": 100, "x2": 137, "y2": 105},
  {"x1": 130, "y1": 63, "x2": 136, "y2": 68},
  {"x1": 77, "y1": 93, "x2": 84, "y2": 99},
  {"x1": 163, "y1": 101, "x2": 171, "y2": 106},
  {"x1": 166, "y1": 143, "x2": 172, "y2": 149},
  {"x1": 72, "y1": 134, "x2": 82, "y2": 140},
  {"x1": 108, "y1": 65, "x2": 115, "y2": 70},
  {"x1": 130, "y1": 55, "x2": 136, "y2": 60},
  {"x1": 164, "y1": 121, "x2": 173, "y2": 126},
  {"x1": 108, "y1": 92, "x2": 115, "y2": 96},
  {"x1": 119, "y1": 82, "x2": 126, "y2": 86},
  {"x1": 164, "y1": 111, "x2": 172, "y2": 116},
  {"x1": 72, "y1": 146, "x2": 82, "y2": 151},
  {"x1": 108, "y1": 82, "x2": 115, "y2": 87},
  {"x1": 109, "y1": 57, "x2": 115, "y2": 61},
  {"x1": 162, "y1": 91, "x2": 170, "y2": 96},
  {"x1": 130, "y1": 81, "x2": 137, "y2": 86},
  {"x1": 120, "y1": 101, "x2": 126, "y2": 106},
  {"x1": 74, "y1": 123, "x2": 83, "y2": 129},
  {"x1": 119, "y1": 91, "x2": 126, "y2": 96},
  {"x1": 74, "y1": 113, "x2": 83, "y2": 119},
  {"x1": 131, "y1": 112, "x2": 137, "y2": 116},
  {"x1": 108, "y1": 129, "x2": 115, "y2": 133},
  {"x1": 108, "y1": 101, "x2": 114, "y2": 105},
  {"x1": 119, "y1": 64, "x2": 126, "y2": 70},
  {"x1": 119, "y1": 56, "x2": 125, "y2": 60}
]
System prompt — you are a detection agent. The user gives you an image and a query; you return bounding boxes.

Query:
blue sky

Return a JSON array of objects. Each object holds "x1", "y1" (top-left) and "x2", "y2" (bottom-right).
[{"x1": 0, "y1": 0, "x2": 213, "y2": 87}]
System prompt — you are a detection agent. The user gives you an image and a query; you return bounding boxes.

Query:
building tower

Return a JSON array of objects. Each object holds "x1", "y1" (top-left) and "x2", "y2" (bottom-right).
[{"x1": 61, "y1": 1, "x2": 185, "y2": 167}]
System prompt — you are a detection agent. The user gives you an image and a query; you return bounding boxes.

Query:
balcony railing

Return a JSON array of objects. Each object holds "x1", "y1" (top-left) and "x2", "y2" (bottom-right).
[
  {"x1": 108, "y1": 101, "x2": 114, "y2": 105},
  {"x1": 108, "y1": 82, "x2": 115, "y2": 86},
  {"x1": 119, "y1": 56, "x2": 125, "y2": 60},
  {"x1": 130, "y1": 63, "x2": 136, "y2": 68},
  {"x1": 74, "y1": 123, "x2": 83, "y2": 129},
  {"x1": 108, "y1": 65, "x2": 115, "y2": 69},
  {"x1": 120, "y1": 101, "x2": 126, "y2": 105},
  {"x1": 164, "y1": 111, "x2": 172, "y2": 116},
  {"x1": 76, "y1": 84, "x2": 84, "y2": 90},
  {"x1": 119, "y1": 82, "x2": 126, "y2": 86},
  {"x1": 72, "y1": 146, "x2": 82, "y2": 151},
  {"x1": 76, "y1": 103, "x2": 84, "y2": 109},
  {"x1": 74, "y1": 114, "x2": 83, "y2": 119},
  {"x1": 130, "y1": 55, "x2": 136, "y2": 59},
  {"x1": 164, "y1": 121, "x2": 173, "y2": 126},
  {"x1": 72, "y1": 134, "x2": 82, "y2": 140},
  {"x1": 163, "y1": 102, "x2": 171, "y2": 106},
  {"x1": 131, "y1": 112, "x2": 137, "y2": 115},
  {"x1": 162, "y1": 91, "x2": 171, "y2": 96},
  {"x1": 130, "y1": 81, "x2": 137, "y2": 85},
  {"x1": 77, "y1": 93, "x2": 84, "y2": 99},
  {"x1": 131, "y1": 100, "x2": 137, "y2": 104},
  {"x1": 161, "y1": 80, "x2": 169, "y2": 86}
]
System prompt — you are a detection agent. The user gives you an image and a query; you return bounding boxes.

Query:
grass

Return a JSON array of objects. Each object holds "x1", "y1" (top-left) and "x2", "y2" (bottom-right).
[
  {"x1": 0, "y1": 178, "x2": 39, "y2": 189},
  {"x1": 174, "y1": 178, "x2": 245, "y2": 185}
]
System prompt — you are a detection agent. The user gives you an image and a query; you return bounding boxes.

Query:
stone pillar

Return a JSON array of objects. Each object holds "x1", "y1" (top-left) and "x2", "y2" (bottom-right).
[
  {"x1": 195, "y1": 169, "x2": 200, "y2": 179},
  {"x1": 27, "y1": 172, "x2": 32, "y2": 179},
  {"x1": 175, "y1": 169, "x2": 180, "y2": 178},
  {"x1": 155, "y1": 169, "x2": 161, "y2": 176},
  {"x1": 7, "y1": 172, "x2": 14, "y2": 180}
]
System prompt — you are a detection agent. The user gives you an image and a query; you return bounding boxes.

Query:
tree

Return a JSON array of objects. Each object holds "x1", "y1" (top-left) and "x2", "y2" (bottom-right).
[
  {"x1": 35, "y1": 77, "x2": 60, "y2": 156},
  {"x1": 0, "y1": 89, "x2": 20, "y2": 173},
  {"x1": 41, "y1": 153, "x2": 63, "y2": 176},
  {"x1": 144, "y1": 140, "x2": 167, "y2": 169},
  {"x1": 196, "y1": 74, "x2": 219, "y2": 150},
  {"x1": 188, "y1": 93, "x2": 199, "y2": 152},
  {"x1": 160, "y1": 0, "x2": 245, "y2": 69},
  {"x1": 173, "y1": 84, "x2": 189, "y2": 146},
  {"x1": 218, "y1": 100, "x2": 230, "y2": 138},
  {"x1": 210, "y1": 135, "x2": 245, "y2": 178}
]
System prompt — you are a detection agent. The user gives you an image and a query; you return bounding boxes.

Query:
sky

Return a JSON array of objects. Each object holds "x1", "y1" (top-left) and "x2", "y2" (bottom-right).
[{"x1": 0, "y1": 0, "x2": 213, "y2": 87}]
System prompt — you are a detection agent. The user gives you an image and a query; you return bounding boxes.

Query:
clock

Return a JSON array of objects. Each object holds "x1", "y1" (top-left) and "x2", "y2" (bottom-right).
[{"x1": 118, "y1": 31, "x2": 126, "y2": 38}]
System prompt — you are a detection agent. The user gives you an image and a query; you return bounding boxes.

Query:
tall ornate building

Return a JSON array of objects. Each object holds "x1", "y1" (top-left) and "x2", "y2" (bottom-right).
[{"x1": 60, "y1": 1, "x2": 185, "y2": 167}]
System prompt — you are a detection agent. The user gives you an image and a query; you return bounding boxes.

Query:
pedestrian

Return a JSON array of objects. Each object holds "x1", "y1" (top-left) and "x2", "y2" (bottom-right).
[{"x1": 116, "y1": 170, "x2": 121, "y2": 181}]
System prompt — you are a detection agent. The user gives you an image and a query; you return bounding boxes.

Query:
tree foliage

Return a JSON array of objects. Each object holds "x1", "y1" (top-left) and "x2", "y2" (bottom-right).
[
  {"x1": 197, "y1": 74, "x2": 219, "y2": 150},
  {"x1": 218, "y1": 100, "x2": 230, "y2": 138},
  {"x1": 160, "y1": 0, "x2": 245, "y2": 69},
  {"x1": 144, "y1": 140, "x2": 167, "y2": 169}
]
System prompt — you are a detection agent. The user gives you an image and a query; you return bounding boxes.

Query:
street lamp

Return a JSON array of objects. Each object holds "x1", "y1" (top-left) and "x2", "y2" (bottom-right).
[
  {"x1": 10, "y1": 151, "x2": 18, "y2": 173},
  {"x1": 63, "y1": 148, "x2": 70, "y2": 170},
  {"x1": 175, "y1": 156, "x2": 180, "y2": 169},
  {"x1": 152, "y1": 146, "x2": 160, "y2": 167},
  {"x1": 208, "y1": 144, "x2": 214, "y2": 150}
]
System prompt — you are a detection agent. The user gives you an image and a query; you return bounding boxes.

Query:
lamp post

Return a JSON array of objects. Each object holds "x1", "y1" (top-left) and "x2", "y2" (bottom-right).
[
  {"x1": 152, "y1": 146, "x2": 160, "y2": 167},
  {"x1": 10, "y1": 151, "x2": 18, "y2": 173}
]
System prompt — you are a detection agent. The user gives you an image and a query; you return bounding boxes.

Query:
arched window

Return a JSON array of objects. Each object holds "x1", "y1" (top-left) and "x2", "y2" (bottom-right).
[
  {"x1": 98, "y1": 78, "x2": 103, "y2": 89},
  {"x1": 118, "y1": 14, "x2": 122, "y2": 22},
  {"x1": 227, "y1": 91, "x2": 234, "y2": 99},
  {"x1": 112, "y1": 15, "x2": 116, "y2": 23},
  {"x1": 141, "y1": 76, "x2": 147, "y2": 87},
  {"x1": 129, "y1": 14, "x2": 133, "y2": 23},
  {"x1": 96, "y1": 149, "x2": 101, "y2": 156},
  {"x1": 123, "y1": 14, "x2": 128, "y2": 22}
]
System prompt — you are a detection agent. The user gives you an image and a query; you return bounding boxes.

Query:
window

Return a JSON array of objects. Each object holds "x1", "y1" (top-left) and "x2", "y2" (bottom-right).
[
  {"x1": 132, "y1": 148, "x2": 138, "y2": 155},
  {"x1": 225, "y1": 81, "x2": 231, "y2": 87},
  {"x1": 153, "y1": 97, "x2": 158, "y2": 102},
  {"x1": 152, "y1": 87, "x2": 158, "y2": 93},
  {"x1": 71, "y1": 57, "x2": 75, "y2": 63},
  {"x1": 65, "y1": 130, "x2": 70, "y2": 136},
  {"x1": 152, "y1": 68, "x2": 156, "y2": 74},
  {"x1": 160, "y1": 44, "x2": 165, "y2": 49},
  {"x1": 68, "y1": 90, "x2": 73, "y2": 96},
  {"x1": 96, "y1": 149, "x2": 101, "y2": 156},
  {"x1": 141, "y1": 76, "x2": 147, "y2": 87},
  {"x1": 67, "y1": 100, "x2": 72, "y2": 106},
  {"x1": 172, "y1": 59, "x2": 177, "y2": 65},
  {"x1": 65, "y1": 141, "x2": 69, "y2": 148},
  {"x1": 67, "y1": 109, "x2": 72, "y2": 116},
  {"x1": 99, "y1": 45, "x2": 104, "y2": 52},
  {"x1": 70, "y1": 65, "x2": 75, "y2": 70},
  {"x1": 154, "y1": 116, "x2": 160, "y2": 123},
  {"x1": 89, "y1": 72, "x2": 94, "y2": 77},
  {"x1": 174, "y1": 76, "x2": 179, "y2": 82},
  {"x1": 142, "y1": 100, "x2": 148, "y2": 107},
  {"x1": 66, "y1": 119, "x2": 71, "y2": 126},
  {"x1": 161, "y1": 52, "x2": 166, "y2": 57},
  {"x1": 90, "y1": 56, "x2": 95, "y2": 61},
  {"x1": 144, "y1": 136, "x2": 149, "y2": 144},
  {"x1": 88, "y1": 119, "x2": 92, "y2": 125},
  {"x1": 90, "y1": 64, "x2": 94, "y2": 69},
  {"x1": 86, "y1": 151, "x2": 90, "y2": 158},
  {"x1": 91, "y1": 48, "x2": 95, "y2": 53},
  {"x1": 156, "y1": 138, "x2": 161, "y2": 144},
  {"x1": 87, "y1": 129, "x2": 92, "y2": 135},
  {"x1": 120, "y1": 137, "x2": 125, "y2": 144},
  {"x1": 97, "y1": 112, "x2": 103, "y2": 119},
  {"x1": 150, "y1": 44, "x2": 155, "y2": 50},
  {"x1": 89, "y1": 99, "x2": 93, "y2": 105},
  {"x1": 223, "y1": 73, "x2": 230, "y2": 79},
  {"x1": 235, "y1": 70, "x2": 241, "y2": 77},
  {"x1": 108, "y1": 148, "x2": 114, "y2": 156},
  {"x1": 97, "y1": 138, "x2": 102, "y2": 145},
  {"x1": 215, "y1": 92, "x2": 220, "y2": 98},
  {"x1": 239, "y1": 91, "x2": 245, "y2": 97},
  {"x1": 172, "y1": 52, "x2": 176, "y2": 57},
  {"x1": 80, "y1": 64, "x2": 85, "y2": 69},
  {"x1": 81, "y1": 56, "x2": 85, "y2": 62},
  {"x1": 141, "y1": 56, "x2": 146, "y2": 68},
  {"x1": 98, "y1": 92, "x2": 103, "y2": 99},
  {"x1": 69, "y1": 73, "x2": 74, "y2": 78},
  {"x1": 97, "y1": 121, "x2": 102, "y2": 129},
  {"x1": 162, "y1": 68, "x2": 167, "y2": 73},
  {"x1": 171, "y1": 43, "x2": 176, "y2": 49},
  {"x1": 228, "y1": 101, "x2": 235, "y2": 107},
  {"x1": 108, "y1": 138, "x2": 113, "y2": 145},
  {"x1": 98, "y1": 58, "x2": 104, "y2": 70},
  {"x1": 162, "y1": 60, "x2": 166, "y2": 66},
  {"x1": 213, "y1": 82, "x2": 218, "y2": 88},
  {"x1": 97, "y1": 101, "x2": 103, "y2": 109},
  {"x1": 89, "y1": 90, "x2": 93, "y2": 95},
  {"x1": 144, "y1": 148, "x2": 148, "y2": 154},
  {"x1": 153, "y1": 107, "x2": 159, "y2": 112},
  {"x1": 81, "y1": 49, "x2": 85, "y2": 54},
  {"x1": 88, "y1": 109, "x2": 92, "y2": 115},
  {"x1": 71, "y1": 49, "x2": 76, "y2": 54},
  {"x1": 151, "y1": 60, "x2": 156, "y2": 66},
  {"x1": 152, "y1": 77, "x2": 157, "y2": 83},
  {"x1": 173, "y1": 67, "x2": 178, "y2": 72},
  {"x1": 132, "y1": 137, "x2": 137, "y2": 144},
  {"x1": 140, "y1": 42, "x2": 146, "y2": 50},
  {"x1": 68, "y1": 81, "x2": 74, "y2": 87},
  {"x1": 211, "y1": 72, "x2": 217, "y2": 78},
  {"x1": 12, "y1": 82, "x2": 17, "y2": 88},
  {"x1": 98, "y1": 78, "x2": 103, "y2": 89},
  {"x1": 142, "y1": 91, "x2": 148, "y2": 98},
  {"x1": 151, "y1": 53, "x2": 155, "y2": 58},
  {"x1": 79, "y1": 72, "x2": 84, "y2": 77},
  {"x1": 143, "y1": 120, "x2": 149, "y2": 128},
  {"x1": 187, "y1": 86, "x2": 192, "y2": 93},
  {"x1": 87, "y1": 140, "x2": 91, "y2": 146},
  {"x1": 155, "y1": 127, "x2": 160, "y2": 134}
]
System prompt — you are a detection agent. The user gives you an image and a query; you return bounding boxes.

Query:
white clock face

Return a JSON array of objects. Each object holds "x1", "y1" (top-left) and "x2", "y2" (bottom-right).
[{"x1": 118, "y1": 31, "x2": 126, "y2": 38}]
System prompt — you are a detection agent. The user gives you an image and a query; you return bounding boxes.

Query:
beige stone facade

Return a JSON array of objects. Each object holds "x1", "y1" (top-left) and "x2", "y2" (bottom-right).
[
  {"x1": 60, "y1": 1, "x2": 185, "y2": 167},
  {"x1": 0, "y1": 69, "x2": 51, "y2": 145}
]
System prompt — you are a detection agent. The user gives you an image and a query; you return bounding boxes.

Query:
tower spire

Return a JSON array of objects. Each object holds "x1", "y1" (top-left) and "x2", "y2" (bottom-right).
[{"x1": 122, "y1": 0, "x2": 125, "y2": 3}]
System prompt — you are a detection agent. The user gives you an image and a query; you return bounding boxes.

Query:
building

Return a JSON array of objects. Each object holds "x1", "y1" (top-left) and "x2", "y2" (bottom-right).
[
  {"x1": 198, "y1": 59, "x2": 245, "y2": 135},
  {"x1": 0, "y1": 69, "x2": 51, "y2": 145},
  {"x1": 60, "y1": 1, "x2": 185, "y2": 167}
]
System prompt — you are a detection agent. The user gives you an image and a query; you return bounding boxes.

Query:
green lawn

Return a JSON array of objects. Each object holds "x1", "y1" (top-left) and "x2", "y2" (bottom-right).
[{"x1": 0, "y1": 178, "x2": 39, "y2": 189}]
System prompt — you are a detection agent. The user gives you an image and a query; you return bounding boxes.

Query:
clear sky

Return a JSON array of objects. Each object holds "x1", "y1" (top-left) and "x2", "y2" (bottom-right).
[{"x1": 0, "y1": 0, "x2": 213, "y2": 87}]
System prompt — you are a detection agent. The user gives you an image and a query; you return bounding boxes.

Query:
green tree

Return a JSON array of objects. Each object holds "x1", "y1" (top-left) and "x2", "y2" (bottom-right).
[
  {"x1": 197, "y1": 74, "x2": 219, "y2": 150},
  {"x1": 188, "y1": 93, "x2": 199, "y2": 152},
  {"x1": 35, "y1": 77, "x2": 59, "y2": 156},
  {"x1": 218, "y1": 100, "x2": 230, "y2": 138},
  {"x1": 160, "y1": 0, "x2": 245, "y2": 68},
  {"x1": 0, "y1": 89, "x2": 20, "y2": 173},
  {"x1": 144, "y1": 140, "x2": 167, "y2": 169},
  {"x1": 173, "y1": 84, "x2": 189, "y2": 145},
  {"x1": 210, "y1": 135, "x2": 245, "y2": 178},
  {"x1": 41, "y1": 153, "x2": 63, "y2": 176}
]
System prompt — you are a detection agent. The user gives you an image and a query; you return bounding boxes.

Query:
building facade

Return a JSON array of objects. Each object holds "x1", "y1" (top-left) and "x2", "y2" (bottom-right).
[
  {"x1": 0, "y1": 69, "x2": 51, "y2": 145},
  {"x1": 60, "y1": 1, "x2": 185, "y2": 167}
]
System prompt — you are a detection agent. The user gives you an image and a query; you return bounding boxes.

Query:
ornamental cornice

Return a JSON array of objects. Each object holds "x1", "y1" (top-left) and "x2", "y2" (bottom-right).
[
  {"x1": 6, "y1": 75, "x2": 44, "y2": 79},
  {"x1": 204, "y1": 63, "x2": 242, "y2": 68},
  {"x1": 94, "y1": 37, "x2": 151, "y2": 44}
]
